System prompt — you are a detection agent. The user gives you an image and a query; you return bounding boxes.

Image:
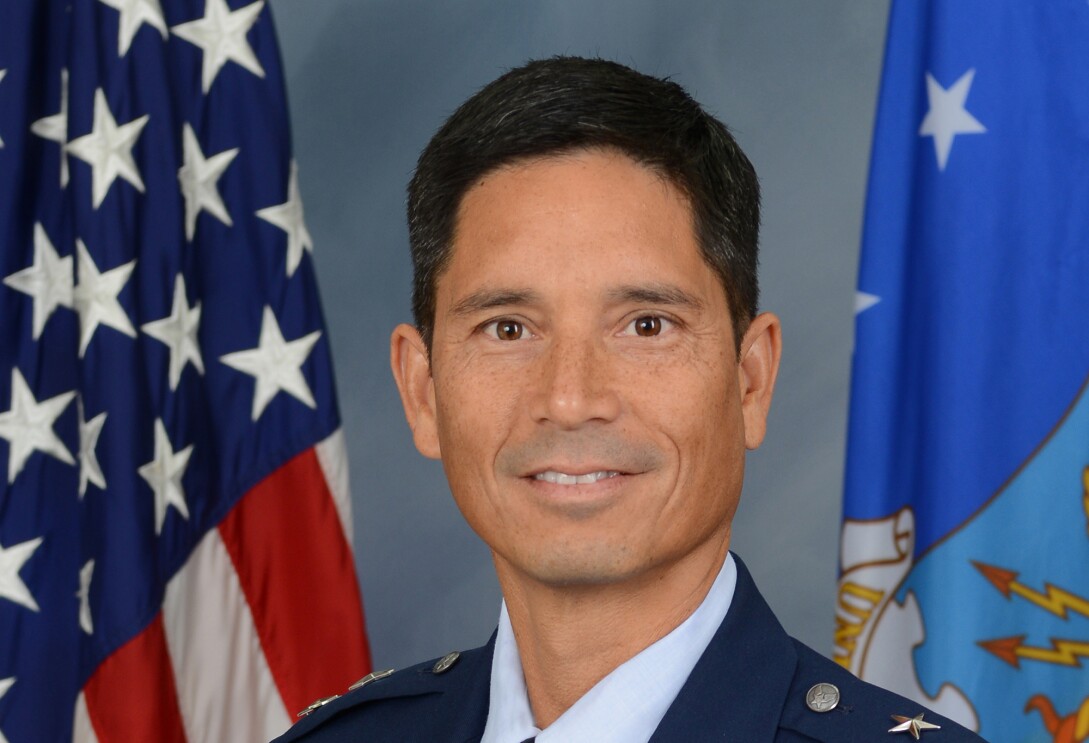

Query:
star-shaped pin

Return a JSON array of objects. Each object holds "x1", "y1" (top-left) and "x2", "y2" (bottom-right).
[
  {"x1": 77, "y1": 399, "x2": 107, "y2": 498},
  {"x1": 137, "y1": 419, "x2": 193, "y2": 535},
  {"x1": 178, "y1": 123, "x2": 238, "y2": 241},
  {"x1": 98, "y1": 0, "x2": 168, "y2": 56},
  {"x1": 73, "y1": 238, "x2": 137, "y2": 357},
  {"x1": 220, "y1": 306, "x2": 321, "y2": 420},
  {"x1": 77, "y1": 559, "x2": 94, "y2": 634},
  {"x1": 30, "y1": 68, "x2": 70, "y2": 187},
  {"x1": 142, "y1": 273, "x2": 204, "y2": 390},
  {"x1": 67, "y1": 88, "x2": 149, "y2": 208},
  {"x1": 889, "y1": 713, "x2": 941, "y2": 740},
  {"x1": 257, "y1": 160, "x2": 313, "y2": 277},
  {"x1": 3, "y1": 223, "x2": 74, "y2": 339},
  {"x1": 0, "y1": 69, "x2": 7, "y2": 148},
  {"x1": 0, "y1": 536, "x2": 43, "y2": 611},
  {"x1": 919, "y1": 69, "x2": 986, "y2": 171},
  {"x1": 0, "y1": 368, "x2": 75, "y2": 484},
  {"x1": 171, "y1": 0, "x2": 266, "y2": 93}
]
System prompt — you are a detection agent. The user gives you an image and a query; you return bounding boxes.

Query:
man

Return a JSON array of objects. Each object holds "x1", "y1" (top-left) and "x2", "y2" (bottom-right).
[{"x1": 275, "y1": 57, "x2": 982, "y2": 742}]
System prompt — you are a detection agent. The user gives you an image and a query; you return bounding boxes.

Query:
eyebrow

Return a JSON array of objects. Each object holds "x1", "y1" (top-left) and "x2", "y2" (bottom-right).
[
  {"x1": 448, "y1": 282, "x2": 705, "y2": 317},
  {"x1": 606, "y1": 283, "x2": 706, "y2": 311},
  {"x1": 449, "y1": 288, "x2": 543, "y2": 317}
]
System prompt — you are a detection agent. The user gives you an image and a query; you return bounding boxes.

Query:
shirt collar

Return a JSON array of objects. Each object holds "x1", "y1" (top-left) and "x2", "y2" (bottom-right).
[{"x1": 481, "y1": 552, "x2": 738, "y2": 743}]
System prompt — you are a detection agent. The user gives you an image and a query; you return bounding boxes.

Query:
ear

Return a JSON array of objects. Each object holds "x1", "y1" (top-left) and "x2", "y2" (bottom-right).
[
  {"x1": 390, "y1": 323, "x2": 442, "y2": 459},
  {"x1": 737, "y1": 311, "x2": 782, "y2": 450}
]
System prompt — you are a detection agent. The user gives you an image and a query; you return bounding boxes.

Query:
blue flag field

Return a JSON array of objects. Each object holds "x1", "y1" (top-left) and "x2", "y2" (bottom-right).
[{"x1": 840, "y1": 1, "x2": 1089, "y2": 740}]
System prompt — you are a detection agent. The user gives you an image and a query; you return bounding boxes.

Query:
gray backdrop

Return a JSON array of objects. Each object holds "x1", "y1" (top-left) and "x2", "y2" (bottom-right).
[{"x1": 267, "y1": 0, "x2": 890, "y2": 671}]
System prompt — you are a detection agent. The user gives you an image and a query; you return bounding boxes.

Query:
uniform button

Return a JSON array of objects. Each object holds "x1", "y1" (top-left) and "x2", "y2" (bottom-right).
[
  {"x1": 348, "y1": 668, "x2": 394, "y2": 691},
  {"x1": 433, "y1": 651, "x2": 461, "y2": 674},
  {"x1": 805, "y1": 682, "x2": 840, "y2": 713},
  {"x1": 297, "y1": 695, "x2": 338, "y2": 717}
]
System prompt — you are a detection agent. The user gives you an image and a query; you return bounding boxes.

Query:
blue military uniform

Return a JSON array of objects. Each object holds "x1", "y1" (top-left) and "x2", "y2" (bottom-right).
[{"x1": 273, "y1": 557, "x2": 985, "y2": 742}]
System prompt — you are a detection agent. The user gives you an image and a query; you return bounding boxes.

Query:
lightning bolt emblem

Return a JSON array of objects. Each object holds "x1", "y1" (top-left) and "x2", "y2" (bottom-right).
[
  {"x1": 978, "y1": 635, "x2": 1089, "y2": 669},
  {"x1": 972, "y1": 560, "x2": 1089, "y2": 621},
  {"x1": 975, "y1": 558, "x2": 1089, "y2": 669}
]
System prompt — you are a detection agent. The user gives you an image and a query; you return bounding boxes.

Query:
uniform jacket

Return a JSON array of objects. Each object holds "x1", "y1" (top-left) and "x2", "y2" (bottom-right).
[{"x1": 273, "y1": 556, "x2": 984, "y2": 742}]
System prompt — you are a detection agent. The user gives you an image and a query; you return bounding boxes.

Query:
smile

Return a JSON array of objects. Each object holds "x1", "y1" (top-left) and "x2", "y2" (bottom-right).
[{"x1": 533, "y1": 470, "x2": 620, "y2": 485}]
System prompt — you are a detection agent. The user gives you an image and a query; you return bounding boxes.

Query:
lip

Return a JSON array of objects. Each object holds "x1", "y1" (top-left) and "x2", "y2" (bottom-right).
[{"x1": 526, "y1": 462, "x2": 632, "y2": 477}]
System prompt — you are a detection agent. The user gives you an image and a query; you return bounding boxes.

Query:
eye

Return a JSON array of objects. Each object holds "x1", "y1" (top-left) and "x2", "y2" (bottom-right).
[
  {"x1": 483, "y1": 319, "x2": 526, "y2": 341},
  {"x1": 624, "y1": 315, "x2": 672, "y2": 337}
]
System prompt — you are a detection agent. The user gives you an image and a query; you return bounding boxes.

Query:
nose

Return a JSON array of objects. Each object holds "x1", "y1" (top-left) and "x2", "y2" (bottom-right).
[{"x1": 530, "y1": 333, "x2": 621, "y2": 428}]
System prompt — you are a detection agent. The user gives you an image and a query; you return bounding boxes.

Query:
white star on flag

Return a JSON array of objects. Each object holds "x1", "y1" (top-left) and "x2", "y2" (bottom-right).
[
  {"x1": 77, "y1": 560, "x2": 95, "y2": 634},
  {"x1": 66, "y1": 88, "x2": 149, "y2": 208},
  {"x1": 178, "y1": 123, "x2": 238, "y2": 240},
  {"x1": 78, "y1": 400, "x2": 107, "y2": 498},
  {"x1": 919, "y1": 69, "x2": 986, "y2": 171},
  {"x1": 3, "y1": 223, "x2": 74, "y2": 339},
  {"x1": 257, "y1": 160, "x2": 313, "y2": 277},
  {"x1": 0, "y1": 536, "x2": 43, "y2": 612},
  {"x1": 0, "y1": 676, "x2": 13, "y2": 743},
  {"x1": 0, "y1": 369, "x2": 75, "y2": 484},
  {"x1": 137, "y1": 419, "x2": 193, "y2": 535},
  {"x1": 30, "y1": 69, "x2": 70, "y2": 187},
  {"x1": 98, "y1": 0, "x2": 168, "y2": 57},
  {"x1": 220, "y1": 306, "x2": 321, "y2": 421},
  {"x1": 171, "y1": 0, "x2": 266, "y2": 93},
  {"x1": 73, "y1": 238, "x2": 137, "y2": 357},
  {"x1": 142, "y1": 273, "x2": 204, "y2": 390},
  {"x1": 855, "y1": 291, "x2": 881, "y2": 315},
  {"x1": 0, "y1": 69, "x2": 7, "y2": 148}
]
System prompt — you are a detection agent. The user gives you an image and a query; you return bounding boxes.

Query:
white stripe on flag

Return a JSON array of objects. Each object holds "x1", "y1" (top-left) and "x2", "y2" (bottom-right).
[
  {"x1": 162, "y1": 527, "x2": 292, "y2": 743},
  {"x1": 71, "y1": 692, "x2": 100, "y2": 743},
  {"x1": 316, "y1": 428, "x2": 353, "y2": 547}
]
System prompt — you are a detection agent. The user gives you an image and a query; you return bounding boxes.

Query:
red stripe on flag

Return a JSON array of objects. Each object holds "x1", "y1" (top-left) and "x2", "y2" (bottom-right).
[
  {"x1": 83, "y1": 613, "x2": 188, "y2": 743},
  {"x1": 219, "y1": 447, "x2": 371, "y2": 717}
]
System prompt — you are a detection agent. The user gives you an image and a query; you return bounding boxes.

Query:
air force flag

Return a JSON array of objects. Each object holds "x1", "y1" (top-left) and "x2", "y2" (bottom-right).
[{"x1": 840, "y1": 1, "x2": 1089, "y2": 740}]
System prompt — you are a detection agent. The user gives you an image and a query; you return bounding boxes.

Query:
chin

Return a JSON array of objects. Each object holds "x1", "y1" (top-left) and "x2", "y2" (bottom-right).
[{"x1": 517, "y1": 540, "x2": 647, "y2": 587}]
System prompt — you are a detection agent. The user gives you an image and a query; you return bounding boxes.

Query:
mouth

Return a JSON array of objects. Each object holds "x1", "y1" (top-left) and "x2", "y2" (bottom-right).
[
  {"x1": 532, "y1": 470, "x2": 621, "y2": 485},
  {"x1": 519, "y1": 462, "x2": 643, "y2": 516}
]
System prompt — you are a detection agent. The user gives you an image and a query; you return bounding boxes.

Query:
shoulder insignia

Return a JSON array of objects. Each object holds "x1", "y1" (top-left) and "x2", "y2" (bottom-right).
[
  {"x1": 889, "y1": 713, "x2": 941, "y2": 739},
  {"x1": 296, "y1": 694, "x2": 339, "y2": 718},
  {"x1": 348, "y1": 667, "x2": 395, "y2": 691}
]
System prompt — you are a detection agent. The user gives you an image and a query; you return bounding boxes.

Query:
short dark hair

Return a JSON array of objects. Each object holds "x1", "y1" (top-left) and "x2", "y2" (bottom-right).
[{"x1": 407, "y1": 56, "x2": 760, "y2": 351}]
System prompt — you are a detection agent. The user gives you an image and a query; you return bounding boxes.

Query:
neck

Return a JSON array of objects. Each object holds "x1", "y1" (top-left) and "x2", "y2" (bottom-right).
[{"x1": 494, "y1": 533, "x2": 730, "y2": 729}]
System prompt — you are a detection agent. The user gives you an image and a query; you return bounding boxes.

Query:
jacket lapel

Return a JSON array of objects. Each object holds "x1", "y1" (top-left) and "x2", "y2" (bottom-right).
[{"x1": 649, "y1": 555, "x2": 797, "y2": 742}]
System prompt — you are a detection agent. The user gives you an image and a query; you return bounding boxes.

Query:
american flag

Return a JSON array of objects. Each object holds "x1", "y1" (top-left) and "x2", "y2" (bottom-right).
[{"x1": 0, "y1": 1, "x2": 371, "y2": 740}]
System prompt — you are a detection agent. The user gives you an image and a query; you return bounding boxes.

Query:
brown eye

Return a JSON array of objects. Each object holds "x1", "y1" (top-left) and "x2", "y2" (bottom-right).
[
  {"x1": 494, "y1": 320, "x2": 524, "y2": 340},
  {"x1": 633, "y1": 316, "x2": 662, "y2": 337}
]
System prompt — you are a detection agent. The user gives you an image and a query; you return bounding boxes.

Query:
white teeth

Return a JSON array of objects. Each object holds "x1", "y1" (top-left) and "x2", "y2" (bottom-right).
[{"x1": 534, "y1": 470, "x2": 620, "y2": 485}]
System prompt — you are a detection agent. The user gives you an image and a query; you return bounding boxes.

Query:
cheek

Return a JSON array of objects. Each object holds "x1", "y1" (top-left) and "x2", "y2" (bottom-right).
[
  {"x1": 433, "y1": 362, "x2": 522, "y2": 474},
  {"x1": 665, "y1": 363, "x2": 745, "y2": 487}
]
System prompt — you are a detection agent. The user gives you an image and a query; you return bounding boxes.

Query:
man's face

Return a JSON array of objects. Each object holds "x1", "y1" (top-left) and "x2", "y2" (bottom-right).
[{"x1": 392, "y1": 149, "x2": 780, "y2": 589}]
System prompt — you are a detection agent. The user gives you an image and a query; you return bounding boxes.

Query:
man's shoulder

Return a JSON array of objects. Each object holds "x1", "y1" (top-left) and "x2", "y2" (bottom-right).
[
  {"x1": 773, "y1": 639, "x2": 985, "y2": 742},
  {"x1": 271, "y1": 644, "x2": 492, "y2": 743}
]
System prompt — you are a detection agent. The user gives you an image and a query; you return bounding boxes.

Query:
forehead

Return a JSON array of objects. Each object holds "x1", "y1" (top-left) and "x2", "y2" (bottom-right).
[{"x1": 439, "y1": 149, "x2": 722, "y2": 305}]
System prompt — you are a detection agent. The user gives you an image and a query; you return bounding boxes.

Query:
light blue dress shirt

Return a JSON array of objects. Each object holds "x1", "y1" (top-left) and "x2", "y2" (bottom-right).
[{"x1": 480, "y1": 552, "x2": 738, "y2": 743}]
